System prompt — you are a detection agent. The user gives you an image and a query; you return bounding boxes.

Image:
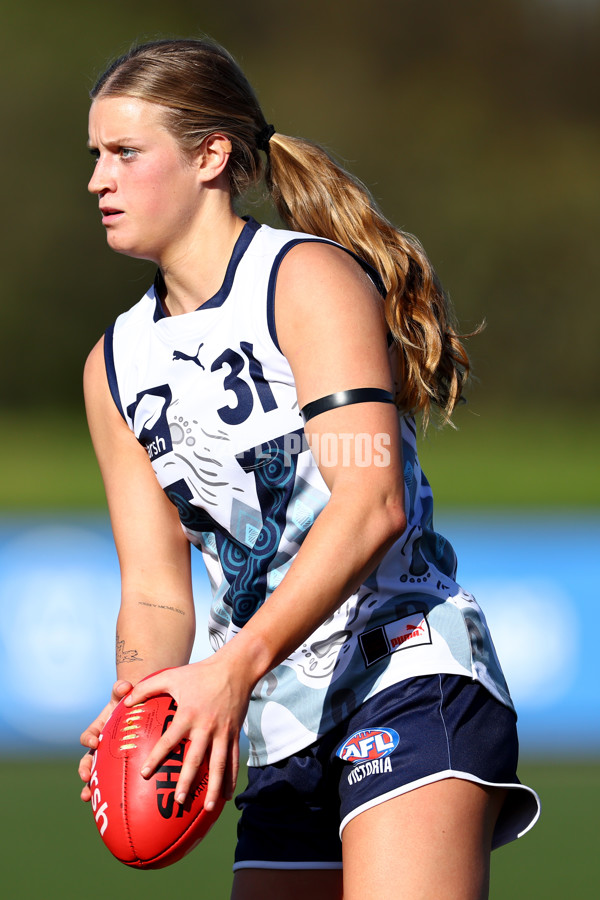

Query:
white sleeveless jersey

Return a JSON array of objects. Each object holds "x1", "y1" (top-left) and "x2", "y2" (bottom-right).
[{"x1": 105, "y1": 218, "x2": 514, "y2": 765}]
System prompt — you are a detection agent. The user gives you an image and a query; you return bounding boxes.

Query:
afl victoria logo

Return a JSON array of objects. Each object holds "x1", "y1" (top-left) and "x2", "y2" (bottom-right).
[{"x1": 336, "y1": 728, "x2": 399, "y2": 764}]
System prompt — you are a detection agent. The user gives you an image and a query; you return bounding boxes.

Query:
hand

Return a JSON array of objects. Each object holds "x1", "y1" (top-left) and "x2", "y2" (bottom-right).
[
  {"x1": 78, "y1": 680, "x2": 133, "y2": 801},
  {"x1": 122, "y1": 658, "x2": 250, "y2": 812}
]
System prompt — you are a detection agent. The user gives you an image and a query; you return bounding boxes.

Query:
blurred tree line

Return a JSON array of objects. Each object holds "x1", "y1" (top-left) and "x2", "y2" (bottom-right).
[{"x1": 1, "y1": 0, "x2": 598, "y2": 413}]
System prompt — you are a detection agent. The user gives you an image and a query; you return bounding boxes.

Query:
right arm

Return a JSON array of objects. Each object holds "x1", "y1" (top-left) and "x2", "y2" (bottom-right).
[{"x1": 78, "y1": 336, "x2": 196, "y2": 798}]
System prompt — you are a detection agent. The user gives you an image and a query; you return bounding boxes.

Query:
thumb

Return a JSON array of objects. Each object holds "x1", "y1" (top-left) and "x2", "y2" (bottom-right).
[
  {"x1": 122, "y1": 667, "x2": 174, "y2": 707},
  {"x1": 112, "y1": 680, "x2": 133, "y2": 702}
]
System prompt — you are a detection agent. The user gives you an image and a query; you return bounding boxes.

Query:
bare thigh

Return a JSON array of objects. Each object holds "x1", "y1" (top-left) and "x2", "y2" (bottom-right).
[
  {"x1": 231, "y1": 868, "x2": 343, "y2": 900},
  {"x1": 342, "y1": 778, "x2": 506, "y2": 900}
]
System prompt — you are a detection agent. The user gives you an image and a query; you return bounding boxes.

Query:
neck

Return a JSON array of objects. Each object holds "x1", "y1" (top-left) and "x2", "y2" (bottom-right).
[{"x1": 158, "y1": 200, "x2": 246, "y2": 316}]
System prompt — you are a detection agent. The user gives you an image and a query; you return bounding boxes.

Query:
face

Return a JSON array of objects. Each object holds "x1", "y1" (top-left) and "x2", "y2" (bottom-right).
[{"x1": 88, "y1": 96, "x2": 202, "y2": 263}]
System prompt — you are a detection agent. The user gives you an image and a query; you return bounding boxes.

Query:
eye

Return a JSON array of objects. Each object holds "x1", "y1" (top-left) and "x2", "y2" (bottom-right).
[
  {"x1": 119, "y1": 147, "x2": 137, "y2": 160},
  {"x1": 88, "y1": 148, "x2": 100, "y2": 163}
]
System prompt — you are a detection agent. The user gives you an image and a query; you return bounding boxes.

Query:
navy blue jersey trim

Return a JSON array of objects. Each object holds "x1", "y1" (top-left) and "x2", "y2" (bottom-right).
[
  {"x1": 103, "y1": 323, "x2": 126, "y2": 421},
  {"x1": 202, "y1": 217, "x2": 261, "y2": 310},
  {"x1": 152, "y1": 274, "x2": 164, "y2": 322},
  {"x1": 152, "y1": 217, "x2": 262, "y2": 320},
  {"x1": 266, "y1": 240, "x2": 386, "y2": 353}
]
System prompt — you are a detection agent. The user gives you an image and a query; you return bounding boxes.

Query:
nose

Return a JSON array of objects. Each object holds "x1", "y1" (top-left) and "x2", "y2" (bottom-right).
[{"x1": 88, "y1": 155, "x2": 114, "y2": 195}]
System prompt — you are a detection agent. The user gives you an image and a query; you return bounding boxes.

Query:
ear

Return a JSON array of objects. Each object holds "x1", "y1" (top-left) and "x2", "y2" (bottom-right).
[{"x1": 196, "y1": 133, "x2": 232, "y2": 182}]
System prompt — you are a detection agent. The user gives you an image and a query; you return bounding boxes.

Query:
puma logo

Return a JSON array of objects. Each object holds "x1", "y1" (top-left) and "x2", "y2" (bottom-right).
[{"x1": 172, "y1": 343, "x2": 205, "y2": 369}]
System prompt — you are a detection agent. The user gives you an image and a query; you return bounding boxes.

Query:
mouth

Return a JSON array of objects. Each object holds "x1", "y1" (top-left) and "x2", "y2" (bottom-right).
[{"x1": 100, "y1": 207, "x2": 124, "y2": 224}]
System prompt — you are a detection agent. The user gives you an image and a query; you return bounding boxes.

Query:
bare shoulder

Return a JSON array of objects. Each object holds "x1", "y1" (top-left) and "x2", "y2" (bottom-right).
[
  {"x1": 83, "y1": 335, "x2": 107, "y2": 399},
  {"x1": 278, "y1": 238, "x2": 364, "y2": 274},
  {"x1": 83, "y1": 333, "x2": 134, "y2": 458},
  {"x1": 276, "y1": 240, "x2": 381, "y2": 311},
  {"x1": 83, "y1": 334, "x2": 122, "y2": 432},
  {"x1": 82, "y1": 341, "x2": 189, "y2": 575}
]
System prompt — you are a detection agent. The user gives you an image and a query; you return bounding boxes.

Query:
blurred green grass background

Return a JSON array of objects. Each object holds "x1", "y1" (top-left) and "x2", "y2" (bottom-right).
[
  {"x1": 2, "y1": 407, "x2": 598, "y2": 510},
  {"x1": 0, "y1": 757, "x2": 597, "y2": 899}
]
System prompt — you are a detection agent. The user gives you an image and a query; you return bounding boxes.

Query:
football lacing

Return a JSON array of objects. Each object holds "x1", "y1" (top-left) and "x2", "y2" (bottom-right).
[{"x1": 118, "y1": 706, "x2": 146, "y2": 750}]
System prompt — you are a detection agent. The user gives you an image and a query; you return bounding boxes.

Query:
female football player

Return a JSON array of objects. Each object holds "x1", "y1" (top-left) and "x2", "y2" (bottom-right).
[{"x1": 79, "y1": 38, "x2": 539, "y2": 899}]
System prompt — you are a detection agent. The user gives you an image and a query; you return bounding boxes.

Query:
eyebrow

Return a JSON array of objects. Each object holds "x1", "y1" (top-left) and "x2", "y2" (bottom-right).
[{"x1": 86, "y1": 136, "x2": 139, "y2": 148}]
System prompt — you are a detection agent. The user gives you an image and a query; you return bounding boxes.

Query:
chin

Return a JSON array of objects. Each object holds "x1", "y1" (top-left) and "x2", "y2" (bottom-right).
[{"x1": 106, "y1": 234, "x2": 154, "y2": 262}]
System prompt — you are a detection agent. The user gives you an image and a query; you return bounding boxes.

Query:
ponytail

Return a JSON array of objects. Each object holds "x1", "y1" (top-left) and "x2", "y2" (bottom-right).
[
  {"x1": 92, "y1": 38, "x2": 476, "y2": 427},
  {"x1": 265, "y1": 133, "x2": 476, "y2": 428}
]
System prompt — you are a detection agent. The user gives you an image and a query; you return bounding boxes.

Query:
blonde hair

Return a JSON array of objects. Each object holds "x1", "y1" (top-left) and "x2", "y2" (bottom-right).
[{"x1": 92, "y1": 38, "x2": 474, "y2": 427}]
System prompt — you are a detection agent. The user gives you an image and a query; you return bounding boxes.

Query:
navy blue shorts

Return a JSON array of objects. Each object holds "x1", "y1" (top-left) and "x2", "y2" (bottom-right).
[{"x1": 233, "y1": 674, "x2": 540, "y2": 870}]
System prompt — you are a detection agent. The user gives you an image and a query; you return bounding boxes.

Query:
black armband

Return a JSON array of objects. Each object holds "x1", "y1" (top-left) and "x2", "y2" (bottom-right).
[{"x1": 300, "y1": 388, "x2": 395, "y2": 424}]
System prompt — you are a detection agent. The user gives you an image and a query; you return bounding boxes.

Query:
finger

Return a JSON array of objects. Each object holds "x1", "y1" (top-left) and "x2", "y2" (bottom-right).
[
  {"x1": 80, "y1": 683, "x2": 132, "y2": 748},
  {"x1": 204, "y1": 740, "x2": 229, "y2": 811},
  {"x1": 123, "y1": 672, "x2": 169, "y2": 707},
  {"x1": 78, "y1": 750, "x2": 94, "y2": 782},
  {"x1": 79, "y1": 730, "x2": 97, "y2": 750},
  {"x1": 80, "y1": 727, "x2": 100, "y2": 750},
  {"x1": 79, "y1": 749, "x2": 95, "y2": 802},
  {"x1": 112, "y1": 680, "x2": 133, "y2": 701},
  {"x1": 173, "y1": 737, "x2": 210, "y2": 806},
  {"x1": 139, "y1": 719, "x2": 191, "y2": 779},
  {"x1": 224, "y1": 737, "x2": 240, "y2": 801}
]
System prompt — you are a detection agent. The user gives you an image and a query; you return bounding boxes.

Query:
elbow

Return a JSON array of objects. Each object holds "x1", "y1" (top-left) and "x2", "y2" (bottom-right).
[{"x1": 384, "y1": 497, "x2": 407, "y2": 544}]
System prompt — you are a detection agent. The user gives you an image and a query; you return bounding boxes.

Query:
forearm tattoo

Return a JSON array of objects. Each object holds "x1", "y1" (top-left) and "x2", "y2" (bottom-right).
[
  {"x1": 137, "y1": 600, "x2": 186, "y2": 616},
  {"x1": 116, "y1": 632, "x2": 143, "y2": 664}
]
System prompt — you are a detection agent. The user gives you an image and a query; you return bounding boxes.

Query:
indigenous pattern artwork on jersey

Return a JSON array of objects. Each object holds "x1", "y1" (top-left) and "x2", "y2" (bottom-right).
[{"x1": 106, "y1": 219, "x2": 513, "y2": 765}]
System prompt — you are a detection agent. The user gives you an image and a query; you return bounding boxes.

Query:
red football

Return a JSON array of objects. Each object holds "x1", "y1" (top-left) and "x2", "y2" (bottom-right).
[{"x1": 89, "y1": 680, "x2": 225, "y2": 869}]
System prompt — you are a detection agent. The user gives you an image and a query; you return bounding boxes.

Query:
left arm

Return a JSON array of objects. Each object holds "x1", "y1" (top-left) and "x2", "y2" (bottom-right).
[{"x1": 125, "y1": 243, "x2": 407, "y2": 808}]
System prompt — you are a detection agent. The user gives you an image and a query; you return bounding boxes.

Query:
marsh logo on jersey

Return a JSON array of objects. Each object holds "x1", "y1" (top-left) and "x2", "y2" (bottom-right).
[
  {"x1": 126, "y1": 385, "x2": 173, "y2": 461},
  {"x1": 336, "y1": 727, "x2": 399, "y2": 764}
]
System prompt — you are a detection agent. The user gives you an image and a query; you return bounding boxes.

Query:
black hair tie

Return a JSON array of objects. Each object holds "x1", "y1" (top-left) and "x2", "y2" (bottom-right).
[{"x1": 257, "y1": 123, "x2": 276, "y2": 152}]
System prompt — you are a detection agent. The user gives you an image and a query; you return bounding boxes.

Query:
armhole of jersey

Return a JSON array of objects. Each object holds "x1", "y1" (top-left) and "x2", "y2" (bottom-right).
[
  {"x1": 103, "y1": 323, "x2": 126, "y2": 421},
  {"x1": 266, "y1": 239, "x2": 386, "y2": 353}
]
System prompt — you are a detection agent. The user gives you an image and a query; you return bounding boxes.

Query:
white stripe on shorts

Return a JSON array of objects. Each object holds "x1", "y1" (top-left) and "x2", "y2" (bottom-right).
[
  {"x1": 338, "y1": 769, "x2": 541, "y2": 849},
  {"x1": 232, "y1": 860, "x2": 344, "y2": 872}
]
